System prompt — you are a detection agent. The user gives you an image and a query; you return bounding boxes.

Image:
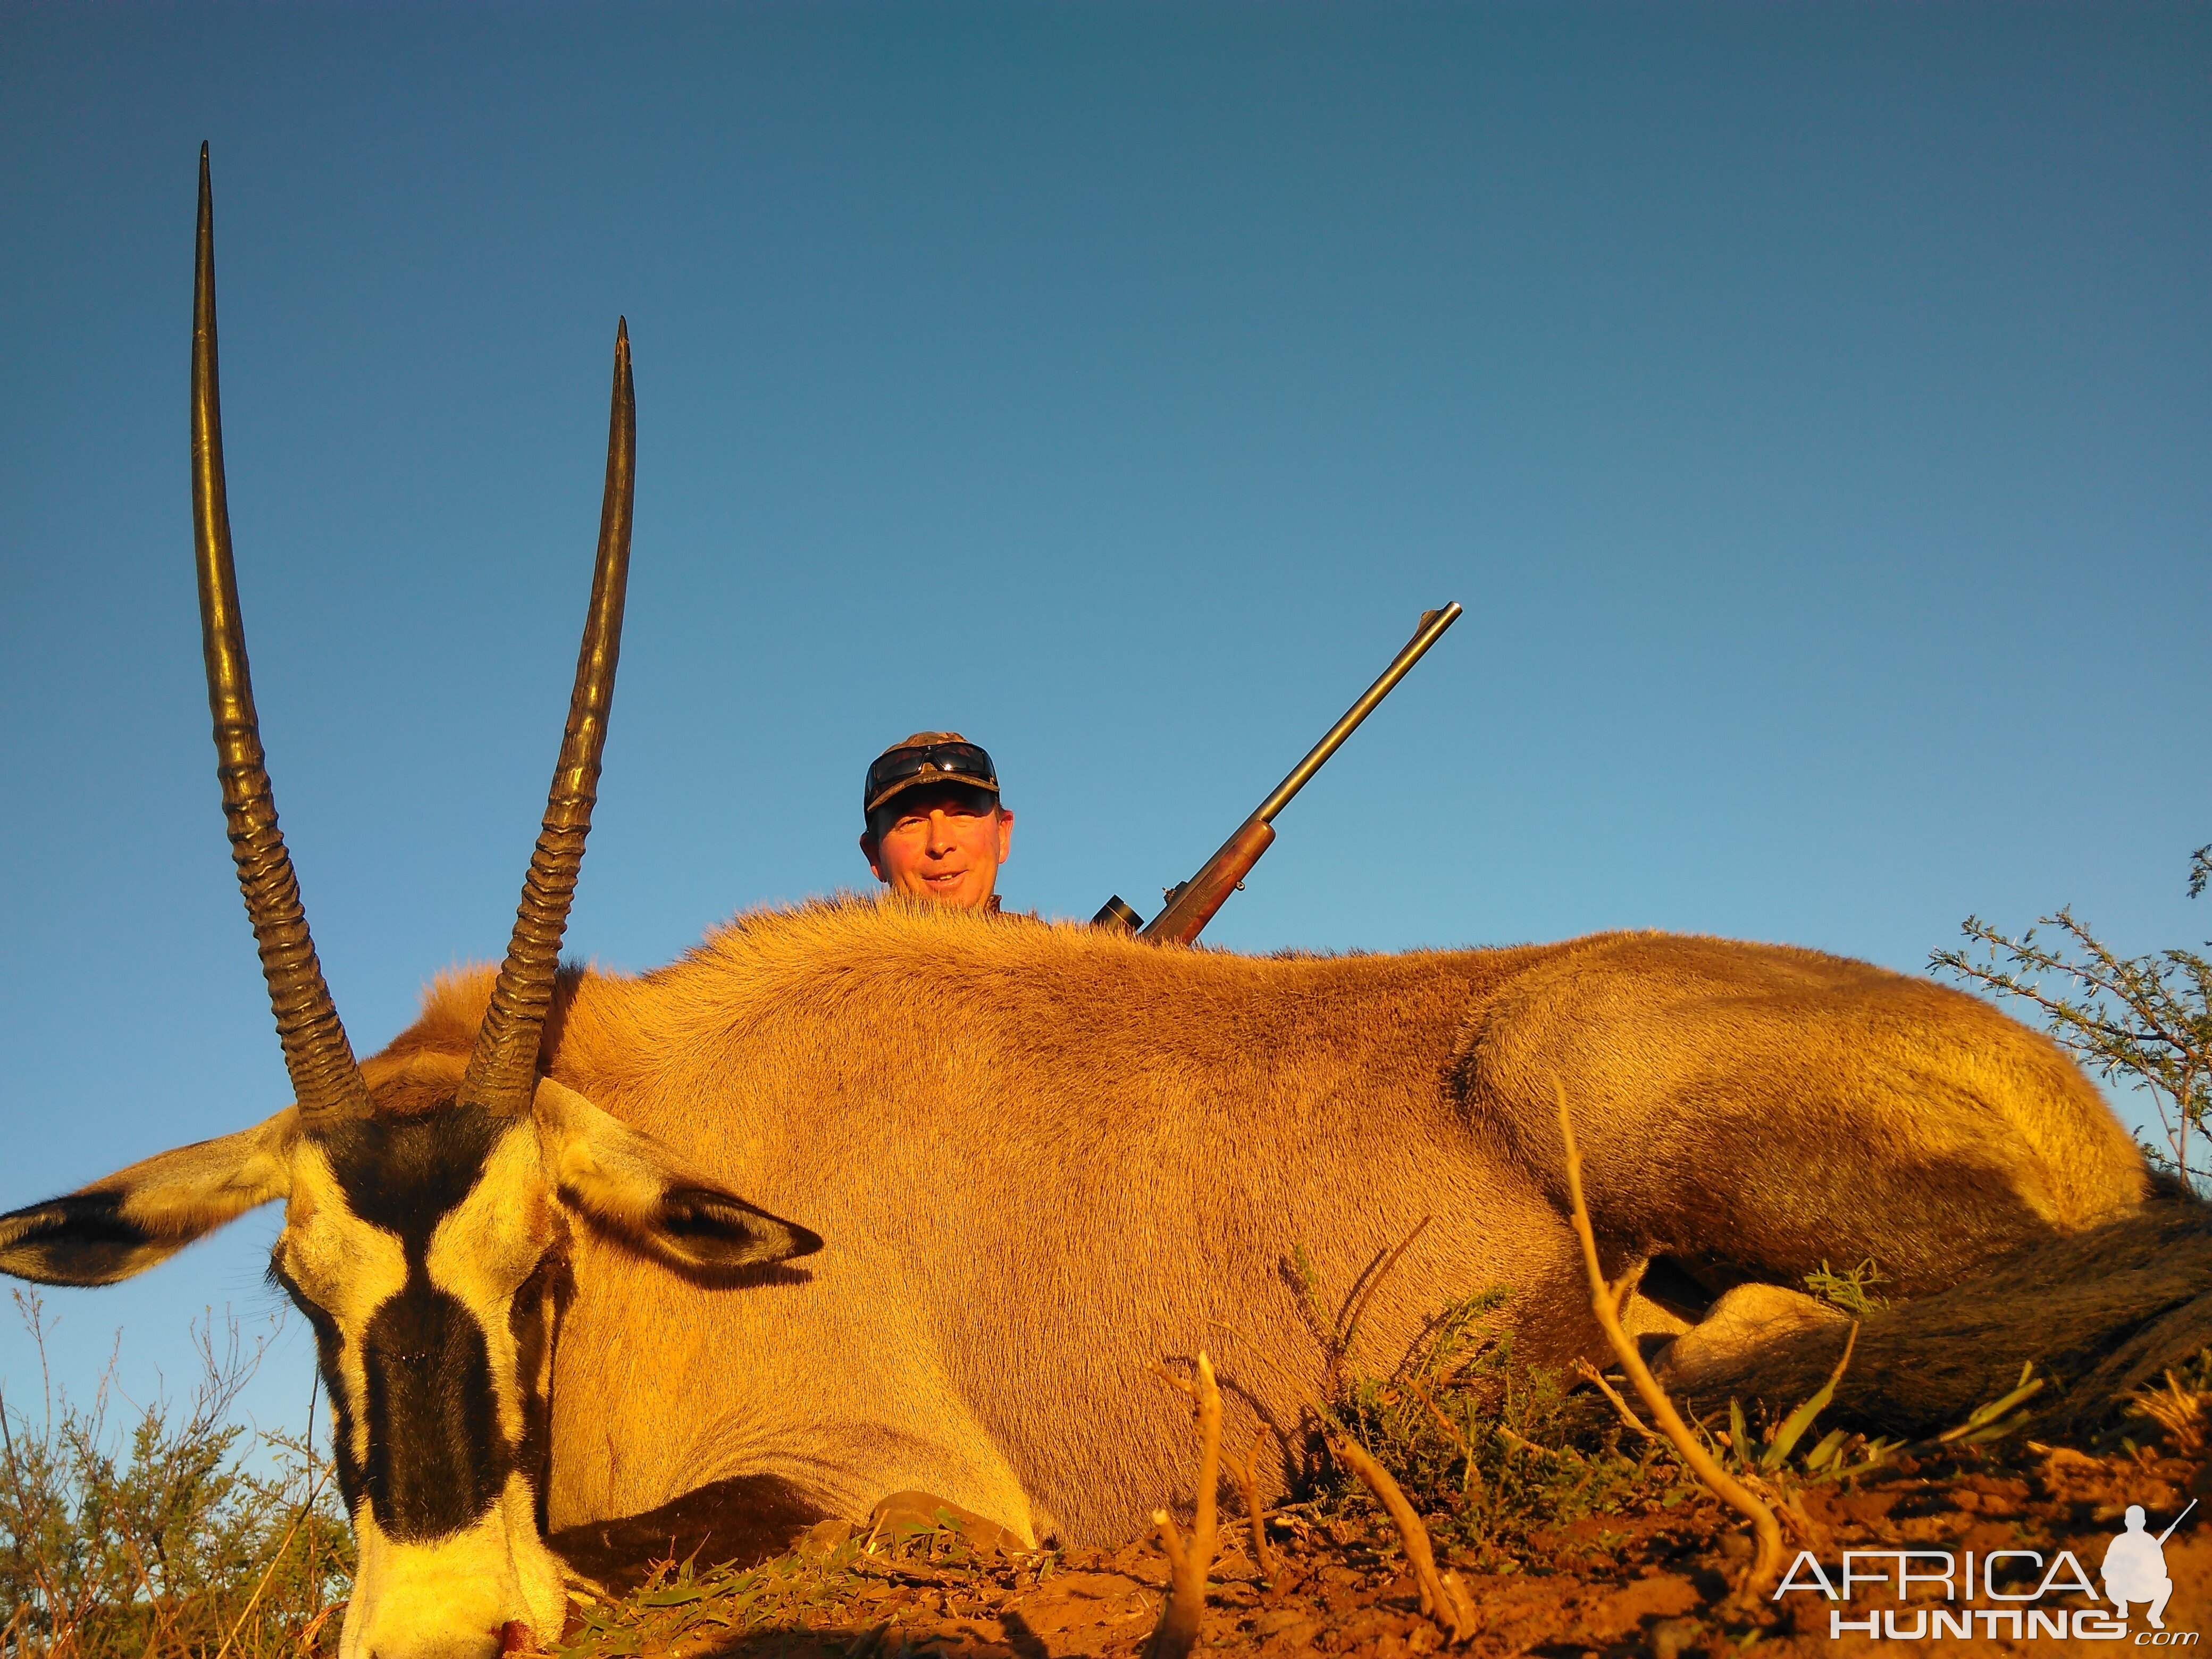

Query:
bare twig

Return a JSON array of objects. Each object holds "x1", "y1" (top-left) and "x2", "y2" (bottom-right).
[
  {"x1": 214, "y1": 1507, "x2": 311, "y2": 1659},
  {"x1": 1147, "y1": 1351, "x2": 1222, "y2": 1659},
  {"x1": 1556, "y1": 1079, "x2": 1783, "y2": 1602},
  {"x1": 1231, "y1": 1435, "x2": 1278, "y2": 1583},
  {"x1": 1150, "y1": 1362, "x2": 1200, "y2": 1401},
  {"x1": 1216, "y1": 1299, "x2": 1480, "y2": 1641},
  {"x1": 1572, "y1": 1358, "x2": 1658, "y2": 1442},
  {"x1": 1326, "y1": 1431, "x2": 1478, "y2": 1643},
  {"x1": 1492, "y1": 1422, "x2": 1577, "y2": 1463},
  {"x1": 298, "y1": 1602, "x2": 343, "y2": 1652},
  {"x1": 1775, "y1": 1494, "x2": 1829, "y2": 1551},
  {"x1": 120, "y1": 1529, "x2": 177, "y2": 1653},
  {"x1": 1403, "y1": 1376, "x2": 1465, "y2": 1452}
]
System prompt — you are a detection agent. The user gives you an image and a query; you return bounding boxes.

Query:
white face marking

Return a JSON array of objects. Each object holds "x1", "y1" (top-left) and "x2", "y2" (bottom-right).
[
  {"x1": 276, "y1": 1139, "x2": 409, "y2": 1476},
  {"x1": 339, "y1": 1470, "x2": 567, "y2": 1659},
  {"x1": 425, "y1": 1124, "x2": 558, "y2": 1451}
]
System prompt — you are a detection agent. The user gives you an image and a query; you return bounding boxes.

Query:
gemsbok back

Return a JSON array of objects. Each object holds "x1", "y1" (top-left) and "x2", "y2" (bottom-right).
[{"x1": 0, "y1": 156, "x2": 2151, "y2": 1657}]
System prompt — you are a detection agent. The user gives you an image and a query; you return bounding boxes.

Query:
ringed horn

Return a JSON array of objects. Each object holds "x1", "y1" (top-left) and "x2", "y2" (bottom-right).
[
  {"x1": 190, "y1": 143, "x2": 638, "y2": 1124},
  {"x1": 192, "y1": 144, "x2": 373, "y2": 1122},
  {"x1": 458, "y1": 314, "x2": 636, "y2": 1112}
]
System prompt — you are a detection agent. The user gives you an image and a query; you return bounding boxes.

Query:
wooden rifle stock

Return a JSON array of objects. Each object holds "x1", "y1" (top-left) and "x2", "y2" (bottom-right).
[
  {"x1": 1095, "y1": 601, "x2": 1461, "y2": 945},
  {"x1": 1141, "y1": 818, "x2": 1276, "y2": 945}
]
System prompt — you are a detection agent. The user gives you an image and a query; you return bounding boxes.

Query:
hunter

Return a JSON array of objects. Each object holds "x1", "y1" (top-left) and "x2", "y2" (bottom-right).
[{"x1": 859, "y1": 732, "x2": 1014, "y2": 912}]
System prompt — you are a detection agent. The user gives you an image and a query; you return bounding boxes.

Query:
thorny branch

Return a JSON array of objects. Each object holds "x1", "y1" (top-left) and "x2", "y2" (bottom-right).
[{"x1": 1933, "y1": 853, "x2": 2211, "y2": 1187}]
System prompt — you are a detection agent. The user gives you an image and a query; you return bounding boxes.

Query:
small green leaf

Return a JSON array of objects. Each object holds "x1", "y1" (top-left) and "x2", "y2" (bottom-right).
[
  {"x1": 1764, "y1": 1371, "x2": 1843, "y2": 1471},
  {"x1": 1803, "y1": 1427, "x2": 1849, "y2": 1471},
  {"x1": 1938, "y1": 1369, "x2": 2044, "y2": 1443}
]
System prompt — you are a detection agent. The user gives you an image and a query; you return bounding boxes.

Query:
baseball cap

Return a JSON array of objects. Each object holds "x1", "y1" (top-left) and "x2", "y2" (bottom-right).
[{"x1": 864, "y1": 732, "x2": 1000, "y2": 816}]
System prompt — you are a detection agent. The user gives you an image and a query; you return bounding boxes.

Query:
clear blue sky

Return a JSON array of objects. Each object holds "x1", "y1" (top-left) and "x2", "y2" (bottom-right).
[{"x1": 3, "y1": 2, "x2": 2205, "y2": 1445}]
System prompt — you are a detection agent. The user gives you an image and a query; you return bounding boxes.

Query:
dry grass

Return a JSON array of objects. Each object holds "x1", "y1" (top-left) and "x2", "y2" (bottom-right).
[
  {"x1": 1226, "y1": 1437, "x2": 1275, "y2": 1586},
  {"x1": 2127, "y1": 1347, "x2": 2212, "y2": 1456}
]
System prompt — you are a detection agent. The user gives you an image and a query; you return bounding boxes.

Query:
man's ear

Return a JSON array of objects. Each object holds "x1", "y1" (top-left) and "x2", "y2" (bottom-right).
[
  {"x1": 532, "y1": 1077, "x2": 820, "y2": 1275},
  {"x1": 859, "y1": 830, "x2": 886, "y2": 883},
  {"x1": 0, "y1": 1110, "x2": 297, "y2": 1287}
]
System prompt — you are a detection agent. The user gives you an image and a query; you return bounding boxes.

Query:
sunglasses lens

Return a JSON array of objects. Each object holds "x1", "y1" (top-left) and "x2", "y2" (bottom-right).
[
  {"x1": 932, "y1": 744, "x2": 994, "y2": 783},
  {"x1": 867, "y1": 742, "x2": 996, "y2": 805}
]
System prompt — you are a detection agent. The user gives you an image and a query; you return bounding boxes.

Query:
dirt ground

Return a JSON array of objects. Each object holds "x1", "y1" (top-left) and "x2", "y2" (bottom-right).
[{"x1": 554, "y1": 1440, "x2": 2212, "y2": 1658}]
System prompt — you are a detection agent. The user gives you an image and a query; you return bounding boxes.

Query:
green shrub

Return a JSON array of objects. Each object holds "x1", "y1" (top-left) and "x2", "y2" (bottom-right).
[{"x1": 0, "y1": 1289, "x2": 350, "y2": 1657}]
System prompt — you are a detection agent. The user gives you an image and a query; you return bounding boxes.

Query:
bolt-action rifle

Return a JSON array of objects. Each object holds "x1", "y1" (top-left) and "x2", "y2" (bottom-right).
[{"x1": 1094, "y1": 602, "x2": 1462, "y2": 945}]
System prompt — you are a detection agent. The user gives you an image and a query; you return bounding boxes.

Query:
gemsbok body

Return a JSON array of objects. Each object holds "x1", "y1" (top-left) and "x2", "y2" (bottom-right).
[{"x1": 0, "y1": 158, "x2": 2149, "y2": 1658}]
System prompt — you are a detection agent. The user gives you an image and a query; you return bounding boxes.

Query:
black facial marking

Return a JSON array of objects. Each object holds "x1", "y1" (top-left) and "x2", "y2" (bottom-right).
[
  {"x1": 322, "y1": 1105, "x2": 508, "y2": 1241},
  {"x1": 0, "y1": 1192, "x2": 157, "y2": 1286},
  {"x1": 660, "y1": 1186, "x2": 824, "y2": 1259},
  {"x1": 362, "y1": 1280, "x2": 507, "y2": 1539},
  {"x1": 302, "y1": 1103, "x2": 530, "y2": 1541}
]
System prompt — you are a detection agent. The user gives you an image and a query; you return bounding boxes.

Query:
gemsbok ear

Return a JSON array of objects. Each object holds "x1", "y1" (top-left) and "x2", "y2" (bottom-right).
[
  {"x1": 0, "y1": 1111, "x2": 297, "y2": 1287},
  {"x1": 531, "y1": 1078, "x2": 820, "y2": 1275}
]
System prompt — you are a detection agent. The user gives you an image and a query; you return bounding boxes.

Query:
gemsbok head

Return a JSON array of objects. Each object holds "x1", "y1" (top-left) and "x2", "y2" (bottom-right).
[{"x1": 0, "y1": 150, "x2": 821, "y2": 1657}]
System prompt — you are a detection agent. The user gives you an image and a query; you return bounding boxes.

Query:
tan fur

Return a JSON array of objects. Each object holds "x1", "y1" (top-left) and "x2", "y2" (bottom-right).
[
  {"x1": 368, "y1": 898, "x2": 2144, "y2": 1549},
  {"x1": 3, "y1": 893, "x2": 2150, "y2": 1627},
  {"x1": 532, "y1": 1076, "x2": 775, "y2": 1273},
  {"x1": 64, "y1": 1113, "x2": 297, "y2": 1280},
  {"x1": 1653, "y1": 1200, "x2": 2212, "y2": 1436}
]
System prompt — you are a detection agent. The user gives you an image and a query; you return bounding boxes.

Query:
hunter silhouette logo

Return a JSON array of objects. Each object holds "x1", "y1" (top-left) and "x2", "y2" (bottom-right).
[
  {"x1": 2105, "y1": 1501, "x2": 2193, "y2": 1631},
  {"x1": 1776, "y1": 1497, "x2": 2199, "y2": 1643}
]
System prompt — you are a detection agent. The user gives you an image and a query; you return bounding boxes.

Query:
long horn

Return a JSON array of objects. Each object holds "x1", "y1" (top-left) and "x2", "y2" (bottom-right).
[
  {"x1": 191, "y1": 145, "x2": 373, "y2": 1123},
  {"x1": 459, "y1": 320, "x2": 635, "y2": 1113}
]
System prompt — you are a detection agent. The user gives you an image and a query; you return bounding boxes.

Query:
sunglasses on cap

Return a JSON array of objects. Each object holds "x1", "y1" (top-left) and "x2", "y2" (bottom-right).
[{"x1": 864, "y1": 740, "x2": 1000, "y2": 815}]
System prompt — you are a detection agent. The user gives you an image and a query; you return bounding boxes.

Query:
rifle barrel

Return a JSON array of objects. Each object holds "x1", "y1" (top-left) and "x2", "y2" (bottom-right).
[
  {"x1": 1126, "y1": 600, "x2": 1462, "y2": 945},
  {"x1": 1251, "y1": 602, "x2": 1462, "y2": 826},
  {"x1": 2156, "y1": 1498, "x2": 2197, "y2": 1545}
]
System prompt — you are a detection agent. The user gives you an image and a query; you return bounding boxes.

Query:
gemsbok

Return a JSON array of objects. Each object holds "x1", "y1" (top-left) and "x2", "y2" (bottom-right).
[{"x1": 0, "y1": 156, "x2": 2150, "y2": 1657}]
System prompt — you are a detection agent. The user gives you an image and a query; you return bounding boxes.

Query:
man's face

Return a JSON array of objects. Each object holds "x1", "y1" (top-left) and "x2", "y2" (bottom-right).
[{"x1": 860, "y1": 784, "x2": 1013, "y2": 909}]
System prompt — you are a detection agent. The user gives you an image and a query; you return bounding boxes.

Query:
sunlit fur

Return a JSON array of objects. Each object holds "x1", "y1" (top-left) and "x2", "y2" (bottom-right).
[
  {"x1": 0, "y1": 895, "x2": 2151, "y2": 1640},
  {"x1": 393, "y1": 896, "x2": 2142, "y2": 1548}
]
